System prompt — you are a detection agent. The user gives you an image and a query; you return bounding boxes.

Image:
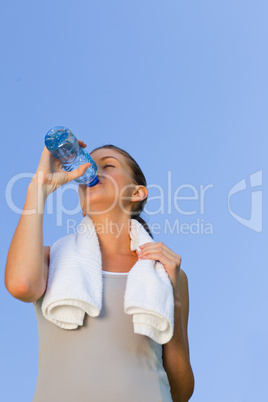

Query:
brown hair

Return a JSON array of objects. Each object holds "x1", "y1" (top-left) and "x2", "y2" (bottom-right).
[{"x1": 90, "y1": 144, "x2": 153, "y2": 239}]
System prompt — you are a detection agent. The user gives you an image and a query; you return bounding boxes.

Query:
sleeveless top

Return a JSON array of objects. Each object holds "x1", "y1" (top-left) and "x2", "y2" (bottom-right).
[{"x1": 32, "y1": 270, "x2": 173, "y2": 402}]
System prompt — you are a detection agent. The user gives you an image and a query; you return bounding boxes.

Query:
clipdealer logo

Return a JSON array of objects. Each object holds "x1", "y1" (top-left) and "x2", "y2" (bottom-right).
[
  {"x1": 5, "y1": 169, "x2": 263, "y2": 234},
  {"x1": 227, "y1": 170, "x2": 263, "y2": 233}
]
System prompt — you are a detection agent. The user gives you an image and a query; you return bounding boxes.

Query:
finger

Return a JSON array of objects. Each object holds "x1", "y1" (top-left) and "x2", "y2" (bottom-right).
[
  {"x1": 138, "y1": 252, "x2": 176, "y2": 268},
  {"x1": 138, "y1": 249, "x2": 181, "y2": 270},
  {"x1": 66, "y1": 162, "x2": 92, "y2": 183},
  {"x1": 139, "y1": 242, "x2": 179, "y2": 259},
  {"x1": 78, "y1": 139, "x2": 87, "y2": 148},
  {"x1": 138, "y1": 247, "x2": 175, "y2": 262},
  {"x1": 139, "y1": 242, "x2": 166, "y2": 250},
  {"x1": 138, "y1": 243, "x2": 175, "y2": 258},
  {"x1": 139, "y1": 252, "x2": 179, "y2": 274}
]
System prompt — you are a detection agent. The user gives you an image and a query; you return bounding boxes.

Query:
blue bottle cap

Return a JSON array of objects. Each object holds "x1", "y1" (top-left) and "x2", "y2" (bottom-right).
[{"x1": 86, "y1": 176, "x2": 99, "y2": 187}]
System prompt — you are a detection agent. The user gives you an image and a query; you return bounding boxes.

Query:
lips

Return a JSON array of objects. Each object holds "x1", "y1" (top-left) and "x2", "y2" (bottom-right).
[
  {"x1": 89, "y1": 180, "x2": 102, "y2": 186},
  {"x1": 79, "y1": 179, "x2": 103, "y2": 189}
]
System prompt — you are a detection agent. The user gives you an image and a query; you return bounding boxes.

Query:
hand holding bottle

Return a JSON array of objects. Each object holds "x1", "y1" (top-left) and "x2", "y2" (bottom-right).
[
  {"x1": 44, "y1": 126, "x2": 99, "y2": 188},
  {"x1": 32, "y1": 139, "x2": 92, "y2": 197}
]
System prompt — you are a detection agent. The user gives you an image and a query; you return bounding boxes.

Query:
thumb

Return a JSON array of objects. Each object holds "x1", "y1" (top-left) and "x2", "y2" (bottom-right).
[{"x1": 67, "y1": 162, "x2": 92, "y2": 182}]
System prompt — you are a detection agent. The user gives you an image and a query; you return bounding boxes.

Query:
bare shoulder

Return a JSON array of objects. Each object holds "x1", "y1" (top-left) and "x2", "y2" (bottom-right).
[
  {"x1": 178, "y1": 268, "x2": 189, "y2": 296},
  {"x1": 177, "y1": 268, "x2": 190, "y2": 321},
  {"x1": 179, "y1": 268, "x2": 188, "y2": 284}
]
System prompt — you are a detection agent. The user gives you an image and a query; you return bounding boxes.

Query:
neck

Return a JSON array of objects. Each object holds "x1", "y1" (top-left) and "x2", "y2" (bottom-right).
[{"x1": 88, "y1": 214, "x2": 134, "y2": 257}]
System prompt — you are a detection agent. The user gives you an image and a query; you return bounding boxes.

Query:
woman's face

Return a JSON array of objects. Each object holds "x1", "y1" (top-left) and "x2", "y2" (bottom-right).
[{"x1": 78, "y1": 148, "x2": 139, "y2": 217}]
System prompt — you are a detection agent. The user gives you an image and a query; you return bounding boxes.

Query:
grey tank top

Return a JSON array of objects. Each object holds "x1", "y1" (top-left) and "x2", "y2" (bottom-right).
[{"x1": 33, "y1": 270, "x2": 173, "y2": 402}]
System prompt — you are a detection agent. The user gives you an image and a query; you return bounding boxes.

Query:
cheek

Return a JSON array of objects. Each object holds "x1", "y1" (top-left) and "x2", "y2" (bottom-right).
[
  {"x1": 103, "y1": 173, "x2": 126, "y2": 191},
  {"x1": 118, "y1": 182, "x2": 135, "y2": 203}
]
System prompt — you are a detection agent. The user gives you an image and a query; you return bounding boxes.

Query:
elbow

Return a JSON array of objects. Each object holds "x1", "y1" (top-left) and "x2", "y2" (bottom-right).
[
  {"x1": 171, "y1": 367, "x2": 195, "y2": 402},
  {"x1": 187, "y1": 370, "x2": 195, "y2": 401},
  {"x1": 5, "y1": 274, "x2": 34, "y2": 302},
  {"x1": 5, "y1": 268, "x2": 46, "y2": 303},
  {"x1": 183, "y1": 368, "x2": 195, "y2": 401}
]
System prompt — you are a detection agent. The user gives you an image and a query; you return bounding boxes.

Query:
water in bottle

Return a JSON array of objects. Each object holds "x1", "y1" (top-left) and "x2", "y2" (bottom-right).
[{"x1": 44, "y1": 126, "x2": 99, "y2": 186}]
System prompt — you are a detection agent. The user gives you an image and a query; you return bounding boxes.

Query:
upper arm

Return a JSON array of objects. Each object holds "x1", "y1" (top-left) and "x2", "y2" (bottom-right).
[
  {"x1": 178, "y1": 268, "x2": 190, "y2": 357},
  {"x1": 32, "y1": 245, "x2": 50, "y2": 305}
]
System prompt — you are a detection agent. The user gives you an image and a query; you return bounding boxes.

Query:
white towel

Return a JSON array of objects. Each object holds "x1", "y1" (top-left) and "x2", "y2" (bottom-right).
[
  {"x1": 124, "y1": 219, "x2": 174, "y2": 344},
  {"x1": 41, "y1": 215, "x2": 174, "y2": 344}
]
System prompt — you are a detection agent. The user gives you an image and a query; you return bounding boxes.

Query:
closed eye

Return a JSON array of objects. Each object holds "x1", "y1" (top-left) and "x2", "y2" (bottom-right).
[{"x1": 103, "y1": 164, "x2": 115, "y2": 168}]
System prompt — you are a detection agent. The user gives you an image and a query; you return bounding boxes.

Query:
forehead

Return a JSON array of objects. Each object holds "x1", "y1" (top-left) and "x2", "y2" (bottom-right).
[{"x1": 90, "y1": 148, "x2": 132, "y2": 175}]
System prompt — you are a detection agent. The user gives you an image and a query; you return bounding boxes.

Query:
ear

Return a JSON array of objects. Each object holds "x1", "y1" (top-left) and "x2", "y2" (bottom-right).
[{"x1": 131, "y1": 185, "x2": 148, "y2": 203}]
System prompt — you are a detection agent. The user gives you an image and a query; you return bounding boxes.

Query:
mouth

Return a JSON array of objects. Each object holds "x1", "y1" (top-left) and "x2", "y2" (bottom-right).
[
  {"x1": 79, "y1": 178, "x2": 103, "y2": 191},
  {"x1": 88, "y1": 180, "x2": 103, "y2": 187},
  {"x1": 96, "y1": 177, "x2": 104, "y2": 185}
]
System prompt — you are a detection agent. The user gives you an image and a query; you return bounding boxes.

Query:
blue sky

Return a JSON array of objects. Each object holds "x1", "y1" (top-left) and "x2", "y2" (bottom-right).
[{"x1": 1, "y1": 1, "x2": 267, "y2": 401}]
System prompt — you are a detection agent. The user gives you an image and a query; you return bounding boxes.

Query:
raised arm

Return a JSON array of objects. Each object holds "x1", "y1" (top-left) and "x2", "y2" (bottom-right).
[
  {"x1": 5, "y1": 177, "x2": 49, "y2": 303},
  {"x1": 5, "y1": 142, "x2": 91, "y2": 303}
]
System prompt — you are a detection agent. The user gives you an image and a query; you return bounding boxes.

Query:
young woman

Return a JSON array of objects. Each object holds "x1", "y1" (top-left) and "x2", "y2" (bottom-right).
[{"x1": 5, "y1": 140, "x2": 194, "y2": 402}]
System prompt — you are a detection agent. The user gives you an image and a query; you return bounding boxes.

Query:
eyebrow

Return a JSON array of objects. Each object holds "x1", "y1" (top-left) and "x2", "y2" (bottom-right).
[{"x1": 99, "y1": 156, "x2": 121, "y2": 164}]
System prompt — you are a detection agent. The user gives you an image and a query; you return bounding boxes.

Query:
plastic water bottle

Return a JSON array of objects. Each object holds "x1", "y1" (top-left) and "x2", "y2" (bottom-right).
[{"x1": 44, "y1": 126, "x2": 99, "y2": 187}]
